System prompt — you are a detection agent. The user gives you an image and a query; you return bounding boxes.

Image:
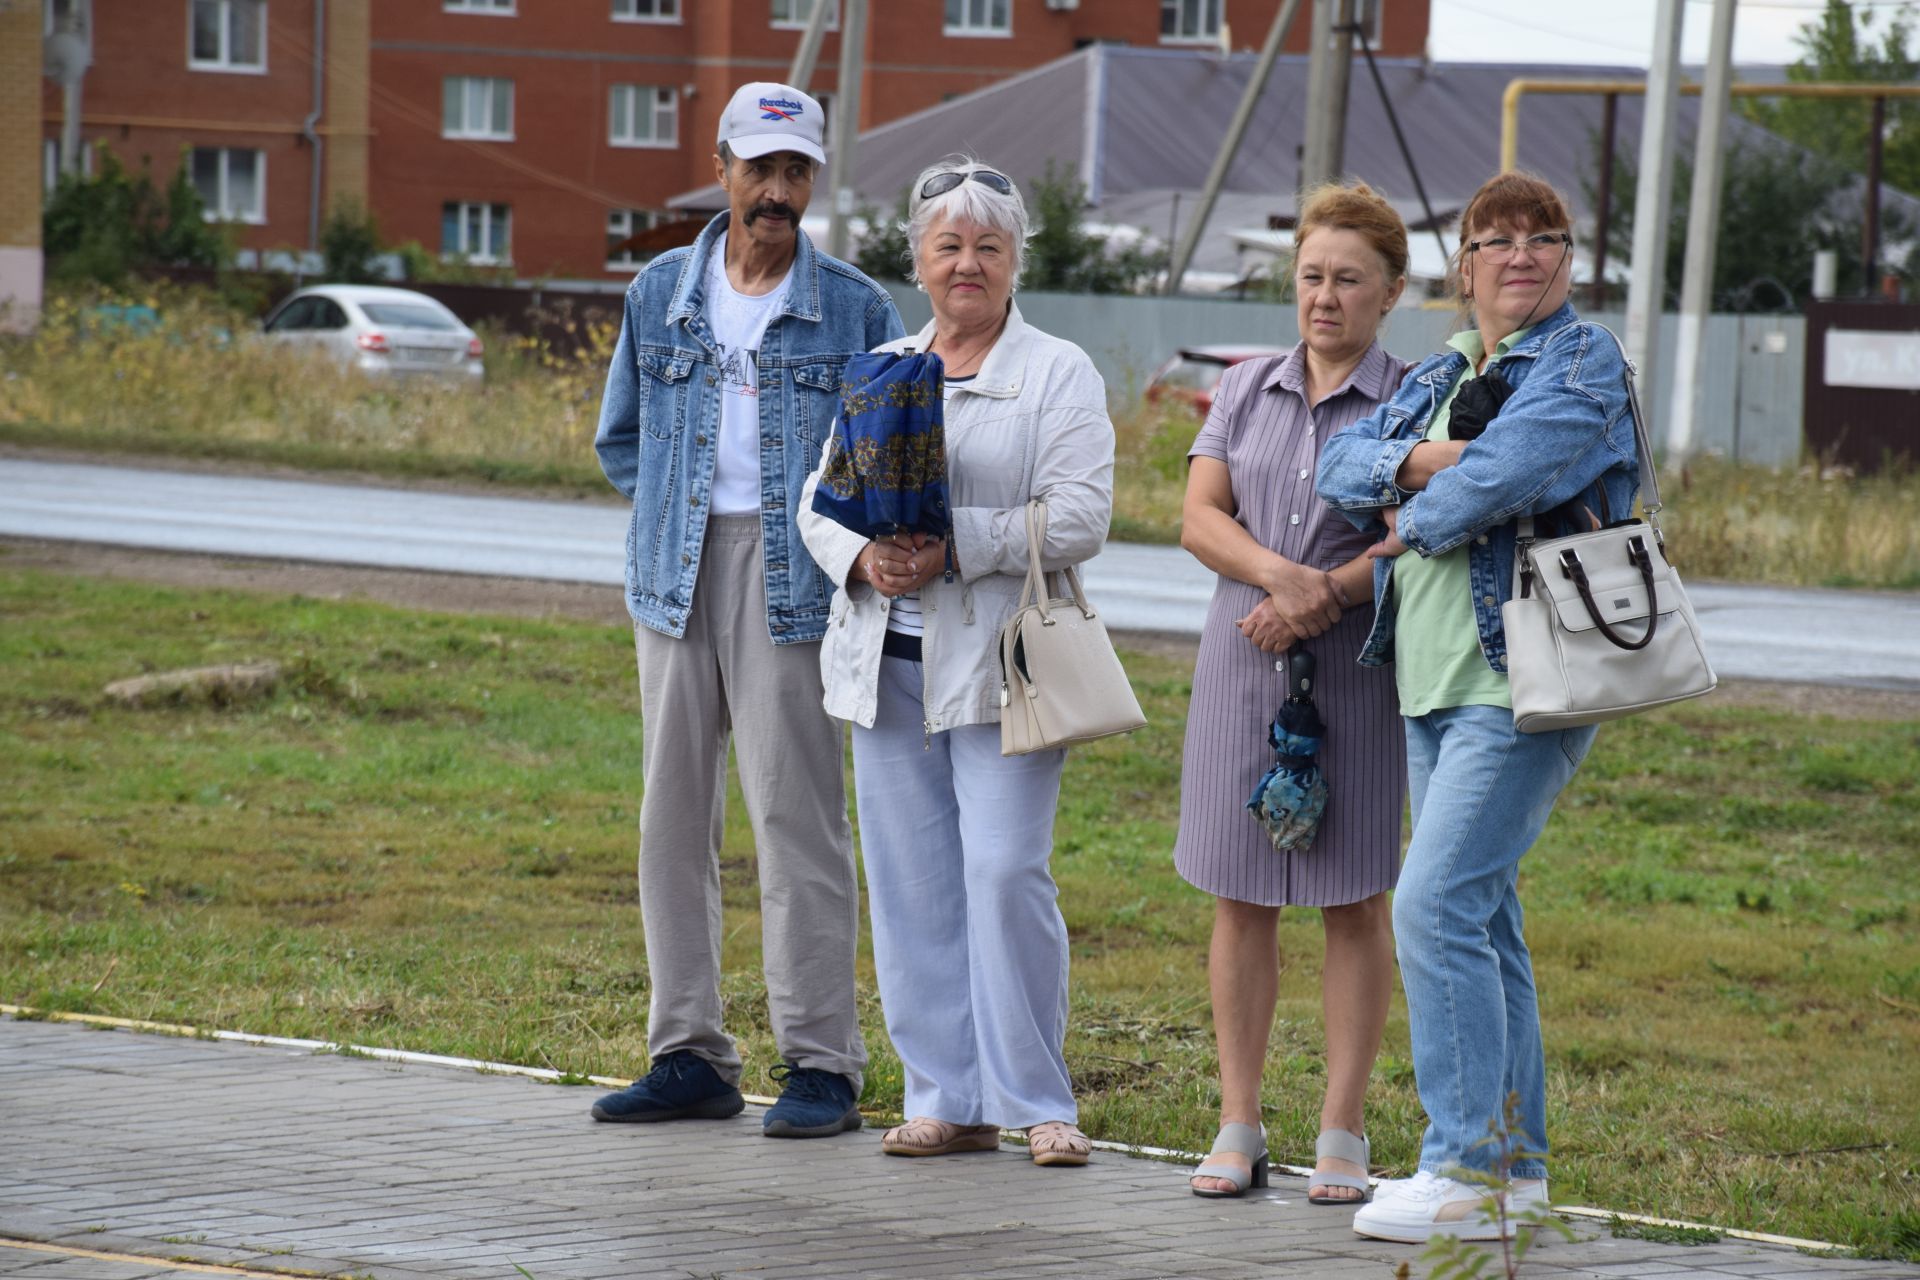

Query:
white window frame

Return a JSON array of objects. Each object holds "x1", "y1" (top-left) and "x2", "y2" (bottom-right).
[
  {"x1": 771, "y1": 0, "x2": 836, "y2": 30},
  {"x1": 443, "y1": 77, "x2": 515, "y2": 141},
  {"x1": 606, "y1": 208, "x2": 661, "y2": 270},
  {"x1": 1159, "y1": 0, "x2": 1223, "y2": 45},
  {"x1": 43, "y1": 137, "x2": 95, "y2": 197},
  {"x1": 188, "y1": 0, "x2": 267, "y2": 74},
  {"x1": 444, "y1": 0, "x2": 514, "y2": 13},
  {"x1": 1353, "y1": 0, "x2": 1382, "y2": 47},
  {"x1": 609, "y1": 84, "x2": 678, "y2": 149},
  {"x1": 191, "y1": 147, "x2": 267, "y2": 224},
  {"x1": 611, "y1": 0, "x2": 680, "y2": 23},
  {"x1": 443, "y1": 201, "x2": 512, "y2": 265},
  {"x1": 943, "y1": 0, "x2": 1010, "y2": 38}
]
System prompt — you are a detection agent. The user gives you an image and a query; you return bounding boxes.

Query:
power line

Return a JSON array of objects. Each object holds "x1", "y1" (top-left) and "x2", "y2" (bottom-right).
[{"x1": 1435, "y1": 0, "x2": 1661, "y2": 59}]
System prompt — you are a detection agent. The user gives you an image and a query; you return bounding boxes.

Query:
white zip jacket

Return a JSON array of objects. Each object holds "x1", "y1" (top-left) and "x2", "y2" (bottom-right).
[{"x1": 797, "y1": 302, "x2": 1116, "y2": 732}]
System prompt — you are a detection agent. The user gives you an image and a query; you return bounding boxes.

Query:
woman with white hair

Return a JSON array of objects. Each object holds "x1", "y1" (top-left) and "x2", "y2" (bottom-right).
[{"x1": 798, "y1": 156, "x2": 1116, "y2": 1167}]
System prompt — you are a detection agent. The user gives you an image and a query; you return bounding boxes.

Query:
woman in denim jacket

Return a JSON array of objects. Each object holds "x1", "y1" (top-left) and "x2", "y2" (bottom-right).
[{"x1": 1315, "y1": 172, "x2": 1639, "y2": 1244}]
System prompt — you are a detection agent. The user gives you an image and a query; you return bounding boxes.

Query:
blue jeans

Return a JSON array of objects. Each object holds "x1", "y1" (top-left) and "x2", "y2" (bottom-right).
[{"x1": 1396, "y1": 704, "x2": 1595, "y2": 1180}]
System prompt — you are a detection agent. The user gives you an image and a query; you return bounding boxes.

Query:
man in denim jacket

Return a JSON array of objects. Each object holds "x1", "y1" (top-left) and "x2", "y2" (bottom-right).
[{"x1": 590, "y1": 82, "x2": 904, "y2": 1139}]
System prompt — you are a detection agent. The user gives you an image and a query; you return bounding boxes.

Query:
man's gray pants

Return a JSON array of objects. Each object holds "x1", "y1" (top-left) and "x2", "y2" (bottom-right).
[{"x1": 634, "y1": 514, "x2": 866, "y2": 1092}]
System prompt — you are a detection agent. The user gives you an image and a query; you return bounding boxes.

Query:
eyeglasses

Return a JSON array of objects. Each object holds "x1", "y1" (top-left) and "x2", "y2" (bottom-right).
[
  {"x1": 918, "y1": 168, "x2": 1014, "y2": 201},
  {"x1": 1468, "y1": 232, "x2": 1573, "y2": 264}
]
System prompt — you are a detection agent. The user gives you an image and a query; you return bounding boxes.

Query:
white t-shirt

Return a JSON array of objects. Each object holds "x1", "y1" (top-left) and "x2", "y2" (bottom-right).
[{"x1": 704, "y1": 233, "x2": 794, "y2": 517}]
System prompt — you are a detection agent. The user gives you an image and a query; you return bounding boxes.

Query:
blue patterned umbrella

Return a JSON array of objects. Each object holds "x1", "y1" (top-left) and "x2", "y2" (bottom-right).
[
  {"x1": 810, "y1": 349, "x2": 950, "y2": 540},
  {"x1": 1246, "y1": 648, "x2": 1329, "y2": 854}
]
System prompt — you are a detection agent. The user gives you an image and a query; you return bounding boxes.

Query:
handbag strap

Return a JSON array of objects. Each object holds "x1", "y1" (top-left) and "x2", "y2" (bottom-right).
[
  {"x1": 1516, "y1": 323, "x2": 1662, "y2": 556},
  {"x1": 1018, "y1": 499, "x2": 1094, "y2": 618}
]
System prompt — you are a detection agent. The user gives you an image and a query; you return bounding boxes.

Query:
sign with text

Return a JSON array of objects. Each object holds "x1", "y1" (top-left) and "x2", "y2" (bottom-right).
[{"x1": 1823, "y1": 328, "x2": 1920, "y2": 391}]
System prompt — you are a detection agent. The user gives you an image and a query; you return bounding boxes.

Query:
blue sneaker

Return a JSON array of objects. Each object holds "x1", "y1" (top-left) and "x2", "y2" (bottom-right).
[
  {"x1": 590, "y1": 1050, "x2": 745, "y2": 1123},
  {"x1": 762, "y1": 1064, "x2": 861, "y2": 1138}
]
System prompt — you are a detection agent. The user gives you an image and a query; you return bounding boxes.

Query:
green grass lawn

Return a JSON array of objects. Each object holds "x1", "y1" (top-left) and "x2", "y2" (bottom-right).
[{"x1": 2, "y1": 567, "x2": 1916, "y2": 1259}]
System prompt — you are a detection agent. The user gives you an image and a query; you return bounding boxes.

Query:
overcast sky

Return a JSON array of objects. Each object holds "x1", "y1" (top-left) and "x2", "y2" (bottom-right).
[{"x1": 1425, "y1": 0, "x2": 1846, "y2": 67}]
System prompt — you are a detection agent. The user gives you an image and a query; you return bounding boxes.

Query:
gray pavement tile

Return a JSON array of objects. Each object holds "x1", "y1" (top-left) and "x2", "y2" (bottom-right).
[{"x1": 6, "y1": 1018, "x2": 1918, "y2": 1280}]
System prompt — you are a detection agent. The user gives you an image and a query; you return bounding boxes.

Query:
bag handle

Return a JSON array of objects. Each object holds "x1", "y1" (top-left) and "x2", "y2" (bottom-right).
[
  {"x1": 1559, "y1": 533, "x2": 1661, "y2": 650},
  {"x1": 1018, "y1": 500, "x2": 1095, "y2": 620},
  {"x1": 1515, "y1": 324, "x2": 1662, "y2": 592}
]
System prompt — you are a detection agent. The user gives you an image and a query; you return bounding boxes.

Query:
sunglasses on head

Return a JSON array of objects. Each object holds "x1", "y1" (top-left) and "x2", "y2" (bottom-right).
[{"x1": 918, "y1": 169, "x2": 1014, "y2": 201}]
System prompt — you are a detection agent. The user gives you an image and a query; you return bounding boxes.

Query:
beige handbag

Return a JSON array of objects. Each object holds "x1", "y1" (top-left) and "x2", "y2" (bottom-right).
[
  {"x1": 1503, "y1": 331, "x2": 1717, "y2": 733},
  {"x1": 998, "y1": 501, "x2": 1147, "y2": 756}
]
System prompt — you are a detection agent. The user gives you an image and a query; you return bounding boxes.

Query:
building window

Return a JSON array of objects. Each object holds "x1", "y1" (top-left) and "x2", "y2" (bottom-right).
[
  {"x1": 944, "y1": 0, "x2": 1009, "y2": 37},
  {"x1": 43, "y1": 138, "x2": 94, "y2": 198},
  {"x1": 609, "y1": 85, "x2": 677, "y2": 148},
  {"x1": 442, "y1": 201, "x2": 511, "y2": 264},
  {"x1": 1160, "y1": 0, "x2": 1222, "y2": 43},
  {"x1": 190, "y1": 147, "x2": 265, "y2": 223},
  {"x1": 771, "y1": 0, "x2": 836, "y2": 29},
  {"x1": 611, "y1": 0, "x2": 679, "y2": 21},
  {"x1": 444, "y1": 0, "x2": 514, "y2": 12},
  {"x1": 189, "y1": 0, "x2": 266, "y2": 73},
  {"x1": 1353, "y1": 0, "x2": 1382, "y2": 45},
  {"x1": 443, "y1": 77, "x2": 514, "y2": 140},
  {"x1": 606, "y1": 209, "x2": 662, "y2": 269},
  {"x1": 814, "y1": 90, "x2": 835, "y2": 147}
]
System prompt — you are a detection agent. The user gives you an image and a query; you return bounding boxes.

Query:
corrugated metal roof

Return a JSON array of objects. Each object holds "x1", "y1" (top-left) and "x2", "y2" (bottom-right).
[{"x1": 670, "y1": 45, "x2": 1917, "y2": 286}]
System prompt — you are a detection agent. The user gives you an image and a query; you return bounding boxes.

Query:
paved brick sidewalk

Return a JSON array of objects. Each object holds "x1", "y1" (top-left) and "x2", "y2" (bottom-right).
[{"x1": 3, "y1": 1018, "x2": 1914, "y2": 1280}]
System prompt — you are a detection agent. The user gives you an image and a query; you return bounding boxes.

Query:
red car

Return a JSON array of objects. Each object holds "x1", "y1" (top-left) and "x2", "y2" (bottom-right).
[{"x1": 1145, "y1": 345, "x2": 1290, "y2": 417}]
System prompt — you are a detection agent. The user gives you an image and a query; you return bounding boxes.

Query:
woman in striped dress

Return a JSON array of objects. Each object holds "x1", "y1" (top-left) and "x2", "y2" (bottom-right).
[{"x1": 1175, "y1": 183, "x2": 1410, "y2": 1201}]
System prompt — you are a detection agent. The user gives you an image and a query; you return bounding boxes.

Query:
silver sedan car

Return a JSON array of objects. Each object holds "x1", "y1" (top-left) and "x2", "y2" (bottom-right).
[{"x1": 261, "y1": 285, "x2": 485, "y2": 384}]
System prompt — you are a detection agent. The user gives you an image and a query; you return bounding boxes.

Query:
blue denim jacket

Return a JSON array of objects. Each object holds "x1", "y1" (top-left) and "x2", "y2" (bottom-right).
[
  {"x1": 594, "y1": 212, "x2": 905, "y2": 644},
  {"x1": 1315, "y1": 302, "x2": 1640, "y2": 672}
]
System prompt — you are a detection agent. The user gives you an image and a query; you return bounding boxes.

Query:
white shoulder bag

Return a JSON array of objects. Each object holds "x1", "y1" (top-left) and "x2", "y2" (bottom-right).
[
  {"x1": 1502, "y1": 329, "x2": 1718, "y2": 732},
  {"x1": 998, "y1": 501, "x2": 1147, "y2": 756}
]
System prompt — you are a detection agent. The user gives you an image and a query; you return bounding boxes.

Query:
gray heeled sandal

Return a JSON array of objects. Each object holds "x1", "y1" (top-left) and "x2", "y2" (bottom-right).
[
  {"x1": 1189, "y1": 1121, "x2": 1269, "y2": 1198},
  {"x1": 1307, "y1": 1128, "x2": 1372, "y2": 1205}
]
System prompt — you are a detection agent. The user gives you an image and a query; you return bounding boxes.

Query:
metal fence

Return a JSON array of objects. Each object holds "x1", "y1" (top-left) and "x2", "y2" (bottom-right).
[{"x1": 883, "y1": 284, "x2": 1807, "y2": 466}]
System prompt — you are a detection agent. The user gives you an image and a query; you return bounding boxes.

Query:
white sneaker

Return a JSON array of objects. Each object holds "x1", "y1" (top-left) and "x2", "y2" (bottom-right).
[{"x1": 1352, "y1": 1170, "x2": 1549, "y2": 1243}]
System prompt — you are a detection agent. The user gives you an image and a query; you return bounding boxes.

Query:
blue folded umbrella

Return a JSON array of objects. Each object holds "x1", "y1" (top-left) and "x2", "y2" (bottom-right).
[
  {"x1": 1247, "y1": 648, "x2": 1330, "y2": 854},
  {"x1": 810, "y1": 349, "x2": 950, "y2": 540}
]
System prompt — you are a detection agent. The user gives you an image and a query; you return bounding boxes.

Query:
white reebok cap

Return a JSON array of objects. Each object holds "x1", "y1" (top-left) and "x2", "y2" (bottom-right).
[{"x1": 716, "y1": 82, "x2": 827, "y2": 165}]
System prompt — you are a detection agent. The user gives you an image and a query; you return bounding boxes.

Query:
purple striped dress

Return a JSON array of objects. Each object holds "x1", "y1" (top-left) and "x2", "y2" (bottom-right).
[{"x1": 1173, "y1": 342, "x2": 1409, "y2": 908}]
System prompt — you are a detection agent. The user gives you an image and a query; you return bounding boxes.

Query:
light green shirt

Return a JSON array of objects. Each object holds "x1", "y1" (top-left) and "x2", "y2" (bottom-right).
[{"x1": 1391, "y1": 326, "x2": 1534, "y2": 717}]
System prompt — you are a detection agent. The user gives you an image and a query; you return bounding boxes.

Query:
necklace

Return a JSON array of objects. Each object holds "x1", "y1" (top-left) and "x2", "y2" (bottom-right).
[{"x1": 933, "y1": 328, "x2": 1000, "y2": 377}]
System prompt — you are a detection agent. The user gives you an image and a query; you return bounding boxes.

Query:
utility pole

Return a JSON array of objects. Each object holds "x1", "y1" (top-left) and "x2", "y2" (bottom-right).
[
  {"x1": 1666, "y1": 0, "x2": 1737, "y2": 462},
  {"x1": 1624, "y1": 0, "x2": 1684, "y2": 439},
  {"x1": 1299, "y1": 0, "x2": 1355, "y2": 191},
  {"x1": 824, "y1": 0, "x2": 866, "y2": 262},
  {"x1": 786, "y1": 0, "x2": 833, "y2": 92},
  {"x1": 1164, "y1": 0, "x2": 1304, "y2": 295}
]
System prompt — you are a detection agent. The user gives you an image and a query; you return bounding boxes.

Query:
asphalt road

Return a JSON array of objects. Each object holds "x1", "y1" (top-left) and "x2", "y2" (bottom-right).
[{"x1": 4, "y1": 456, "x2": 1916, "y2": 691}]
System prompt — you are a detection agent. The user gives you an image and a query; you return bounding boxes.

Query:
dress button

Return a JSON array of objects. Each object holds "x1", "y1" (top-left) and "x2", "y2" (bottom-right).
[
  {"x1": 1289, "y1": 513, "x2": 1302, "y2": 526},
  {"x1": 1299, "y1": 468, "x2": 1310, "y2": 480}
]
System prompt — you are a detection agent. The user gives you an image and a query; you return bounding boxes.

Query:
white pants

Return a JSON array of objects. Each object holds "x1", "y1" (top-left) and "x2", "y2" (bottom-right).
[{"x1": 851, "y1": 655, "x2": 1076, "y2": 1128}]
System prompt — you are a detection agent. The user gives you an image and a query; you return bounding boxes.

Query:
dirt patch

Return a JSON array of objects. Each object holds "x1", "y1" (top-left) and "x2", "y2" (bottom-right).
[{"x1": 7, "y1": 536, "x2": 1919, "y2": 723}]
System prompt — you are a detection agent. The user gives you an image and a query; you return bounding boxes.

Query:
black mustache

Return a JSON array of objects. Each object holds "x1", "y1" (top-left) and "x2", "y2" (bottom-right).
[{"x1": 746, "y1": 202, "x2": 796, "y2": 225}]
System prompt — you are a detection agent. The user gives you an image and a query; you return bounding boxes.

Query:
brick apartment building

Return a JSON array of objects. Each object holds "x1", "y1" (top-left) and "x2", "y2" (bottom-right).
[{"x1": 40, "y1": 0, "x2": 1431, "y2": 282}]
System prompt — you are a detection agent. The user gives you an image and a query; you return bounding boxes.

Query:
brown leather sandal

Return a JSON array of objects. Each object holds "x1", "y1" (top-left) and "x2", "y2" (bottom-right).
[
  {"x1": 880, "y1": 1117, "x2": 1001, "y2": 1157},
  {"x1": 1026, "y1": 1120, "x2": 1091, "y2": 1167}
]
